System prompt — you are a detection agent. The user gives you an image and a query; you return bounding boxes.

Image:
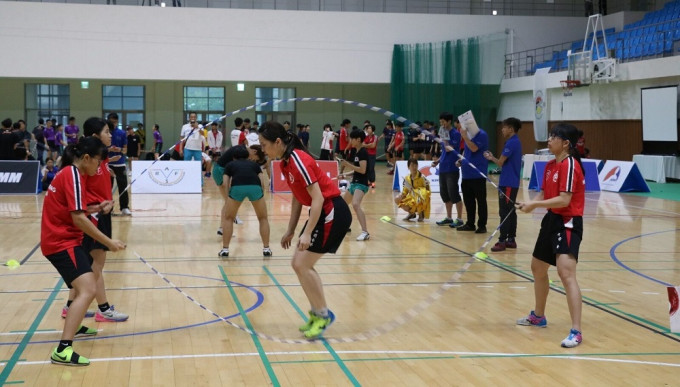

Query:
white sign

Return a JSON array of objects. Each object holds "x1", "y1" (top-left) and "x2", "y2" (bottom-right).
[
  {"x1": 130, "y1": 161, "x2": 202, "y2": 194},
  {"x1": 598, "y1": 160, "x2": 649, "y2": 193},
  {"x1": 392, "y1": 160, "x2": 440, "y2": 193}
]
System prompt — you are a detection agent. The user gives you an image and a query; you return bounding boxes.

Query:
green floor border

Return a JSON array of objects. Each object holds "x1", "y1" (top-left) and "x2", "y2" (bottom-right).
[
  {"x1": 625, "y1": 181, "x2": 680, "y2": 202},
  {"x1": 219, "y1": 266, "x2": 280, "y2": 387},
  {"x1": 0, "y1": 278, "x2": 63, "y2": 386},
  {"x1": 263, "y1": 266, "x2": 361, "y2": 387}
]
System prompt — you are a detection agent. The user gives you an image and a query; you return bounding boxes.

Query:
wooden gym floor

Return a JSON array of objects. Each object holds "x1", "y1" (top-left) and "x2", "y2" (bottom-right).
[{"x1": 1, "y1": 163, "x2": 679, "y2": 386}]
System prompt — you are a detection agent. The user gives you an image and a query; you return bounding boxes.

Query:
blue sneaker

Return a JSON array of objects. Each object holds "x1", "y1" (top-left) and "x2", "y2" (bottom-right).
[
  {"x1": 561, "y1": 329, "x2": 583, "y2": 348},
  {"x1": 516, "y1": 310, "x2": 547, "y2": 327}
]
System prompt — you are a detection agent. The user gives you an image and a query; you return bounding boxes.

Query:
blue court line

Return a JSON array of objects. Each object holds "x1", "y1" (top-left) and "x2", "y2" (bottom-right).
[
  {"x1": 263, "y1": 266, "x2": 361, "y2": 387},
  {"x1": 0, "y1": 278, "x2": 62, "y2": 385},
  {"x1": 19, "y1": 243, "x2": 40, "y2": 265},
  {"x1": 609, "y1": 229, "x2": 679, "y2": 287},
  {"x1": 219, "y1": 266, "x2": 279, "y2": 387},
  {"x1": 0, "y1": 273, "x2": 263, "y2": 347}
]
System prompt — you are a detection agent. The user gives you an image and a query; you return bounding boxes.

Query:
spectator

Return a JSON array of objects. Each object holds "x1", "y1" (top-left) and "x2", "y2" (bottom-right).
[
  {"x1": 32, "y1": 119, "x2": 47, "y2": 165},
  {"x1": 44, "y1": 119, "x2": 57, "y2": 161},
  {"x1": 126, "y1": 126, "x2": 141, "y2": 162},
  {"x1": 298, "y1": 124, "x2": 310, "y2": 149},
  {"x1": 180, "y1": 111, "x2": 205, "y2": 187},
  {"x1": 319, "y1": 124, "x2": 334, "y2": 160},
  {"x1": 107, "y1": 113, "x2": 131, "y2": 216},
  {"x1": 41, "y1": 158, "x2": 58, "y2": 191},
  {"x1": 55, "y1": 123, "x2": 67, "y2": 158},
  {"x1": 152, "y1": 124, "x2": 163, "y2": 160},
  {"x1": 230, "y1": 117, "x2": 245, "y2": 147},
  {"x1": 0, "y1": 118, "x2": 19, "y2": 160},
  {"x1": 378, "y1": 120, "x2": 395, "y2": 168},
  {"x1": 456, "y1": 120, "x2": 489, "y2": 233},
  {"x1": 65, "y1": 117, "x2": 79, "y2": 145},
  {"x1": 433, "y1": 112, "x2": 464, "y2": 228}
]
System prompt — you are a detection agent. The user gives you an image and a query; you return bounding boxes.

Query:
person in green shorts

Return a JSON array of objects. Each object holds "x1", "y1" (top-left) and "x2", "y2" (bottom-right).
[
  {"x1": 340, "y1": 129, "x2": 370, "y2": 241},
  {"x1": 218, "y1": 145, "x2": 271, "y2": 257}
]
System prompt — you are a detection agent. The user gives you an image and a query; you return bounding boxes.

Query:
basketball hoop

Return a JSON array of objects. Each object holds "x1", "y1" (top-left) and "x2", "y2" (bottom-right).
[{"x1": 560, "y1": 80, "x2": 581, "y2": 97}]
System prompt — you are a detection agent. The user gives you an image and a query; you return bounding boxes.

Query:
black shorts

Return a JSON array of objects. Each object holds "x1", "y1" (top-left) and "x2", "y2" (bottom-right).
[
  {"x1": 47, "y1": 140, "x2": 57, "y2": 151},
  {"x1": 82, "y1": 212, "x2": 112, "y2": 252},
  {"x1": 46, "y1": 246, "x2": 94, "y2": 289},
  {"x1": 394, "y1": 150, "x2": 403, "y2": 158},
  {"x1": 301, "y1": 196, "x2": 352, "y2": 254},
  {"x1": 439, "y1": 171, "x2": 461, "y2": 204},
  {"x1": 533, "y1": 211, "x2": 583, "y2": 266}
]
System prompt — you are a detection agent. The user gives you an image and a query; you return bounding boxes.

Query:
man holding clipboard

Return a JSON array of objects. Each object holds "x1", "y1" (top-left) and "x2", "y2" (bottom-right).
[{"x1": 455, "y1": 111, "x2": 489, "y2": 234}]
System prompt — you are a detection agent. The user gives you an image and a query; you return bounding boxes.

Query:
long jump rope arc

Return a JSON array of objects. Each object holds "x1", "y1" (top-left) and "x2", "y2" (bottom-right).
[{"x1": 125, "y1": 97, "x2": 518, "y2": 343}]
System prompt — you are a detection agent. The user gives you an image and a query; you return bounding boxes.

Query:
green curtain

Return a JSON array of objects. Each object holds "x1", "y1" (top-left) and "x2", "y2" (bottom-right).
[{"x1": 391, "y1": 33, "x2": 505, "y2": 152}]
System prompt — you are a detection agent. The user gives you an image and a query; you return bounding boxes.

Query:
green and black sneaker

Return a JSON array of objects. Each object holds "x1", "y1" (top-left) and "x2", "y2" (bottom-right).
[{"x1": 50, "y1": 346, "x2": 90, "y2": 366}]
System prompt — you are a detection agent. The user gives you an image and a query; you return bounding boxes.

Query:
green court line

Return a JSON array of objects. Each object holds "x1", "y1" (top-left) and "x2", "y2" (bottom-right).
[
  {"x1": 263, "y1": 266, "x2": 361, "y2": 387},
  {"x1": 270, "y1": 355, "x2": 456, "y2": 365},
  {"x1": 0, "y1": 278, "x2": 63, "y2": 385},
  {"x1": 31, "y1": 298, "x2": 62, "y2": 302},
  {"x1": 219, "y1": 266, "x2": 279, "y2": 387},
  {"x1": 481, "y1": 255, "x2": 680, "y2": 337},
  {"x1": 1, "y1": 381, "x2": 24, "y2": 385}
]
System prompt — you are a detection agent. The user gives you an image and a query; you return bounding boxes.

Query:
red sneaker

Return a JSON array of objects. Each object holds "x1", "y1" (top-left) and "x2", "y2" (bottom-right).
[
  {"x1": 490, "y1": 241, "x2": 506, "y2": 252},
  {"x1": 505, "y1": 240, "x2": 517, "y2": 249}
]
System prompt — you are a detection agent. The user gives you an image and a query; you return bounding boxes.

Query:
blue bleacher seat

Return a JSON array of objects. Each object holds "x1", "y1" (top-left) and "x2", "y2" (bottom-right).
[
  {"x1": 665, "y1": 39, "x2": 673, "y2": 53},
  {"x1": 623, "y1": 47, "x2": 630, "y2": 60},
  {"x1": 615, "y1": 48, "x2": 623, "y2": 59}
]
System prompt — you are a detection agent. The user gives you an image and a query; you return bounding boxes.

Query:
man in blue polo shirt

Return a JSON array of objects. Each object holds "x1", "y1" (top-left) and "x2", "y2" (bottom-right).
[
  {"x1": 433, "y1": 112, "x2": 464, "y2": 228},
  {"x1": 456, "y1": 120, "x2": 489, "y2": 233},
  {"x1": 484, "y1": 117, "x2": 522, "y2": 251},
  {"x1": 108, "y1": 113, "x2": 131, "y2": 216}
]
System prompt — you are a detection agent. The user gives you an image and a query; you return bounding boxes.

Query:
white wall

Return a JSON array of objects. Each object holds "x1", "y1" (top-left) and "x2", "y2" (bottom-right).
[
  {"x1": 0, "y1": 2, "x2": 588, "y2": 83},
  {"x1": 498, "y1": 56, "x2": 680, "y2": 121}
]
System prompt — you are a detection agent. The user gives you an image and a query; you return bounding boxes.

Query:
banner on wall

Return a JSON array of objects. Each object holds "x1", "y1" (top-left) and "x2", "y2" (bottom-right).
[
  {"x1": 270, "y1": 160, "x2": 339, "y2": 193},
  {"x1": 130, "y1": 161, "x2": 202, "y2": 194},
  {"x1": 392, "y1": 160, "x2": 440, "y2": 193},
  {"x1": 0, "y1": 161, "x2": 40, "y2": 195},
  {"x1": 528, "y1": 160, "x2": 600, "y2": 192},
  {"x1": 533, "y1": 67, "x2": 550, "y2": 142}
]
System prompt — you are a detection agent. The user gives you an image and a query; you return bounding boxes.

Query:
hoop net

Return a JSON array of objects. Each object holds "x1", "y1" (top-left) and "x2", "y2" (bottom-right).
[{"x1": 561, "y1": 80, "x2": 581, "y2": 97}]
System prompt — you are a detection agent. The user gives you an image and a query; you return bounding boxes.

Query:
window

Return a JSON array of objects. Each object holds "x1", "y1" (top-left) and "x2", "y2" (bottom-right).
[
  {"x1": 103, "y1": 85, "x2": 145, "y2": 130},
  {"x1": 25, "y1": 84, "x2": 70, "y2": 129},
  {"x1": 183, "y1": 86, "x2": 225, "y2": 124},
  {"x1": 254, "y1": 87, "x2": 296, "y2": 126}
]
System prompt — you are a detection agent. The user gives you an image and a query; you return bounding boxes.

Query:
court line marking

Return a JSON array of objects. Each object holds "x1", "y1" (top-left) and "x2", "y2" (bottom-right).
[
  {"x1": 585, "y1": 196, "x2": 680, "y2": 217},
  {"x1": 609, "y1": 229, "x2": 679, "y2": 287},
  {"x1": 19, "y1": 242, "x2": 40, "y2": 265},
  {"x1": 2, "y1": 350, "x2": 679, "y2": 368},
  {"x1": 263, "y1": 265, "x2": 360, "y2": 386},
  {"x1": 219, "y1": 266, "x2": 279, "y2": 387},
  {"x1": 0, "y1": 278, "x2": 62, "y2": 385}
]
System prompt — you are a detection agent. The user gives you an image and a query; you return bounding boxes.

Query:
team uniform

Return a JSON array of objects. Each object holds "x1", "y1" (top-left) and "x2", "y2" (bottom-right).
[
  {"x1": 533, "y1": 156, "x2": 585, "y2": 265},
  {"x1": 393, "y1": 130, "x2": 404, "y2": 158},
  {"x1": 397, "y1": 171, "x2": 431, "y2": 219},
  {"x1": 153, "y1": 130, "x2": 163, "y2": 154},
  {"x1": 41, "y1": 165, "x2": 93, "y2": 288},
  {"x1": 496, "y1": 134, "x2": 522, "y2": 246},
  {"x1": 81, "y1": 158, "x2": 113, "y2": 252},
  {"x1": 347, "y1": 147, "x2": 369, "y2": 194},
  {"x1": 319, "y1": 130, "x2": 334, "y2": 160},
  {"x1": 382, "y1": 126, "x2": 395, "y2": 156},
  {"x1": 363, "y1": 133, "x2": 377, "y2": 184},
  {"x1": 214, "y1": 145, "x2": 247, "y2": 186},
  {"x1": 281, "y1": 149, "x2": 351, "y2": 254},
  {"x1": 224, "y1": 159, "x2": 264, "y2": 202},
  {"x1": 338, "y1": 127, "x2": 349, "y2": 158}
]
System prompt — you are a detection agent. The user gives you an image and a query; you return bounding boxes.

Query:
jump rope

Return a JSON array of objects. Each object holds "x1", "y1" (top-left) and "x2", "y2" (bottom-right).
[{"x1": 111, "y1": 98, "x2": 520, "y2": 343}]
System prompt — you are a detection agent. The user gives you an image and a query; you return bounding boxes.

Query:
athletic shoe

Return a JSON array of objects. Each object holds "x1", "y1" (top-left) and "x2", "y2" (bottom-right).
[
  {"x1": 451, "y1": 218, "x2": 465, "y2": 227},
  {"x1": 61, "y1": 306, "x2": 95, "y2": 319},
  {"x1": 298, "y1": 311, "x2": 317, "y2": 332},
  {"x1": 356, "y1": 231, "x2": 370, "y2": 241},
  {"x1": 74, "y1": 325, "x2": 98, "y2": 337},
  {"x1": 263, "y1": 247, "x2": 272, "y2": 257},
  {"x1": 491, "y1": 241, "x2": 506, "y2": 252},
  {"x1": 204, "y1": 172, "x2": 211, "y2": 178},
  {"x1": 505, "y1": 239, "x2": 517, "y2": 249},
  {"x1": 417, "y1": 212, "x2": 425, "y2": 222},
  {"x1": 50, "y1": 346, "x2": 90, "y2": 366},
  {"x1": 303, "y1": 310, "x2": 336, "y2": 339},
  {"x1": 561, "y1": 329, "x2": 583, "y2": 348},
  {"x1": 436, "y1": 217, "x2": 453, "y2": 226},
  {"x1": 516, "y1": 310, "x2": 547, "y2": 327},
  {"x1": 475, "y1": 227, "x2": 487, "y2": 234},
  {"x1": 121, "y1": 208, "x2": 132, "y2": 216},
  {"x1": 234, "y1": 216, "x2": 243, "y2": 225},
  {"x1": 403, "y1": 213, "x2": 416, "y2": 221},
  {"x1": 387, "y1": 169, "x2": 394, "y2": 175},
  {"x1": 95, "y1": 305, "x2": 129, "y2": 322},
  {"x1": 457, "y1": 224, "x2": 476, "y2": 231},
  {"x1": 217, "y1": 227, "x2": 223, "y2": 236},
  {"x1": 218, "y1": 248, "x2": 229, "y2": 257}
]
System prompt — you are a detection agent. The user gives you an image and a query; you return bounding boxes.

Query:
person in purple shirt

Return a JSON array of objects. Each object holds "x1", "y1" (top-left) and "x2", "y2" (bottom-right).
[
  {"x1": 55, "y1": 123, "x2": 67, "y2": 157},
  {"x1": 456, "y1": 124, "x2": 489, "y2": 233},
  {"x1": 484, "y1": 117, "x2": 523, "y2": 251},
  {"x1": 44, "y1": 119, "x2": 57, "y2": 161},
  {"x1": 152, "y1": 124, "x2": 163, "y2": 160},
  {"x1": 65, "y1": 117, "x2": 79, "y2": 145}
]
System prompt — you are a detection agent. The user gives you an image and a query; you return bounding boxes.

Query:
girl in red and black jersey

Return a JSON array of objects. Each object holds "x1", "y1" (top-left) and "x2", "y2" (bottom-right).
[
  {"x1": 41, "y1": 137, "x2": 126, "y2": 366},
  {"x1": 258, "y1": 121, "x2": 352, "y2": 339},
  {"x1": 516, "y1": 123, "x2": 586, "y2": 348}
]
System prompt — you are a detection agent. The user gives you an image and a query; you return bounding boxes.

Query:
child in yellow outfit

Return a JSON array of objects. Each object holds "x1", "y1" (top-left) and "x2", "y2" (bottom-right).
[{"x1": 395, "y1": 158, "x2": 431, "y2": 221}]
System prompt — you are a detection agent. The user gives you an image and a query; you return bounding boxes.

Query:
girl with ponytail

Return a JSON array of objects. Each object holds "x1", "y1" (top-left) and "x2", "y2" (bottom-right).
[
  {"x1": 516, "y1": 123, "x2": 586, "y2": 348},
  {"x1": 41, "y1": 136, "x2": 126, "y2": 366},
  {"x1": 258, "y1": 121, "x2": 352, "y2": 339}
]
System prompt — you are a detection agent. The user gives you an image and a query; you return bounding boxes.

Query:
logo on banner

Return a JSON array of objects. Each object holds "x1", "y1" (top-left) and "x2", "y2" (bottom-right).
[
  {"x1": 148, "y1": 167, "x2": 185, "y2": 186},
  {"x1": 534, "y1": 91, "x2": 545, "y2": 119},
  {"x1": 603, "y1": 166, "x2": 621, "y2": 182},
  {"x1": 0, "y1": 172, "x2": 22, "y2": 183}
]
